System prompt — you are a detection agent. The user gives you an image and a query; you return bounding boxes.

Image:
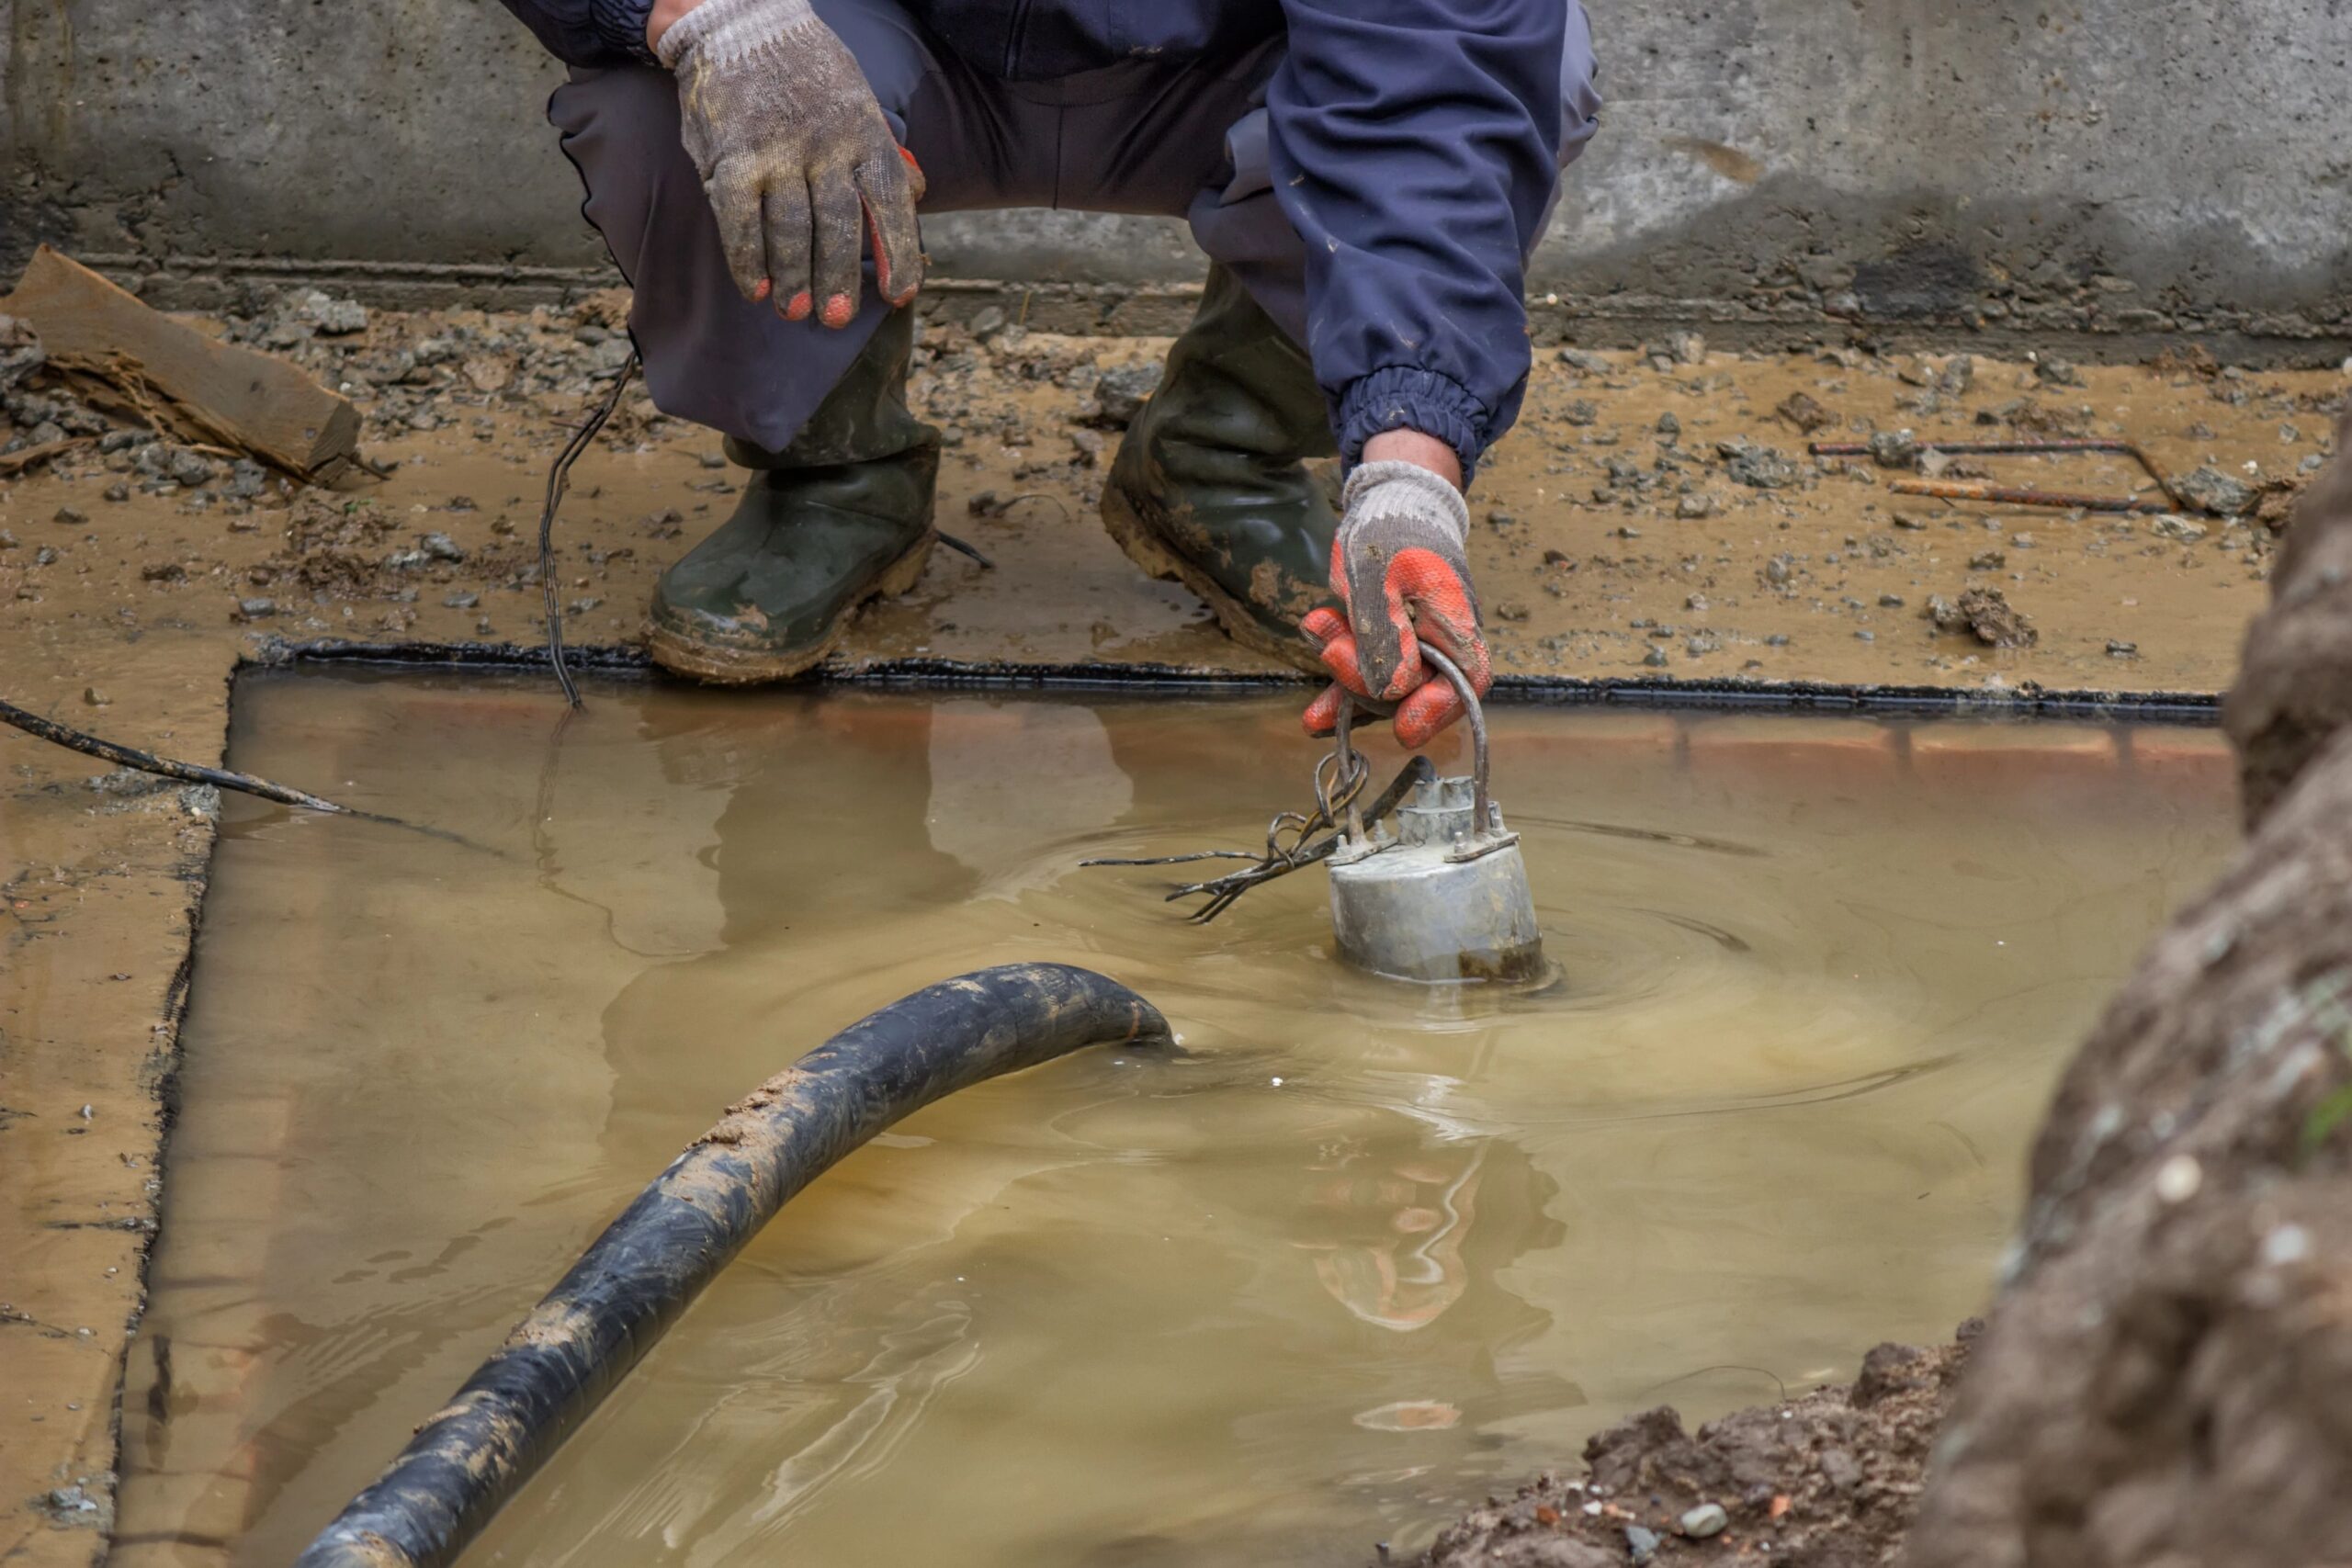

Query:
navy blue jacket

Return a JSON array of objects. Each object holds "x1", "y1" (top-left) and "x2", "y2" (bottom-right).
[{"x1": 502, "y1": 0, "x2": 1566, "y2": 478}]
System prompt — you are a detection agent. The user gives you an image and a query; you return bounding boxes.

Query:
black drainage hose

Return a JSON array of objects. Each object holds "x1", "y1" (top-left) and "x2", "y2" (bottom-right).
[{"x1": 295, "y1": 963, "x2": 1168, "y2": 1568}]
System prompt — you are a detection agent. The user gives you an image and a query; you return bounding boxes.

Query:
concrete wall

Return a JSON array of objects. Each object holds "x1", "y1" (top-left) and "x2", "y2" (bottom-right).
[{"x1": 6, "y1": 0, "x2": 2348, "y2": 358}]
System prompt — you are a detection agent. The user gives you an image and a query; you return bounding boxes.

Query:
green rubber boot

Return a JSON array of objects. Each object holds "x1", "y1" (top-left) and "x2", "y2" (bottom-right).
[
  {"x1": 1102, "y1": 265, "x2": 1337, "y2": 672},
  {"x1": 648, "y1": 309, "x2": 939, "y2": 683}
]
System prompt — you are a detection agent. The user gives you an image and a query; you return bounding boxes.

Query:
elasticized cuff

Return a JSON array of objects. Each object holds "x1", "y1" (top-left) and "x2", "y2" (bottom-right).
[
  {"x1": 592, "y1": 0, "x2": 662, "y2": 64},
  {"x1": 1336, "y1": 367, "x2": 1490, "y2": 487}
]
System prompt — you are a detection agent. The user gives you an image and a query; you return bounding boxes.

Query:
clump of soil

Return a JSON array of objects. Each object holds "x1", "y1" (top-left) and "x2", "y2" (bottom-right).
[
  {"x1": 268, "y1": 493, "x2": 400, "y2": 594},
  {"x1": 1417, "y1": 1330, "x2": 1973, "y2": 1568},
  {"x1": 1926, "y1": 587, "x2": 2037, "y2": 649}
]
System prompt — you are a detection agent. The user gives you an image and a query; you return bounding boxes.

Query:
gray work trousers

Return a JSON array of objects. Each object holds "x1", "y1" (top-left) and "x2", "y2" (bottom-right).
[{"x1": 548, "y1": 2, "x2": 1600, "y2": 455}]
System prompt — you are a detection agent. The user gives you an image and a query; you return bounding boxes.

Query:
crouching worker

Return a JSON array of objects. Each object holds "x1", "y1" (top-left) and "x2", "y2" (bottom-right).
[{"x1": 497, "y1": 0, "x2": 1598, "y2": 745}]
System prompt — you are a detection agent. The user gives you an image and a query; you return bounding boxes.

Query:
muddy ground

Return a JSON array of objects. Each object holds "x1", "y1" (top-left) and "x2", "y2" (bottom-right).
[
  {"x1": 0, "y1": 281, "x2": 2342, "y2": 1566},
  {"x1": 1416, "y1": 1332, "x2": 1972, "y2": 1568}
]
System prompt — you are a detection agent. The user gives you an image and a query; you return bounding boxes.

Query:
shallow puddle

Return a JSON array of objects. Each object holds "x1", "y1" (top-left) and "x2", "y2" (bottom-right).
[{"x1": 122, "y1": 673, "x2": 2235, "y2": 1565}]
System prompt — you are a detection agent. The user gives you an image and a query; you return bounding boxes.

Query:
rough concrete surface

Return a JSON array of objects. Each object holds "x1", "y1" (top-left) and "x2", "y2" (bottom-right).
[
  {"x1": 5, "y1": 2, "x2": 2349, "y2": 356},
  {"x1": 0, "y1": 282, "x2": 2338, "y2": 1562}
]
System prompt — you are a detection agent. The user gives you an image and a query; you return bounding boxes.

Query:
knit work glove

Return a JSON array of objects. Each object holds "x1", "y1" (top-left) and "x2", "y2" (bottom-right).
[
  {"x1": 1302, "y1": 461, "x2": 1492, "y2": 749},
  {"x1": 658, "y1": 0, "x2": 924, "y2": 328}
]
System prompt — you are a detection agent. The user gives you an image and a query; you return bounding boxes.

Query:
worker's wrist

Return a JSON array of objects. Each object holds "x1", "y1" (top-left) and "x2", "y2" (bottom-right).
[
  {"x1": 646, "y1": 0, "x2": 701, "y2": 52},
  {"x1": 1361, "y1": 429, "x2": 1463, "y2": 491},
  {"x1": 1336, "y1": 367, "x2": 1487, "y2": 487}
]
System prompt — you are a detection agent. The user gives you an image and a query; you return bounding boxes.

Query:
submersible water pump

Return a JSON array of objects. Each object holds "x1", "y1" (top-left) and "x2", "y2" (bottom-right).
[
  {"x1": 1321, "y1": 649, "x2": 1545, "y2": 984},
  {"x1": 1082, "y1": 646, "x2": 1544, "y2": 983}
]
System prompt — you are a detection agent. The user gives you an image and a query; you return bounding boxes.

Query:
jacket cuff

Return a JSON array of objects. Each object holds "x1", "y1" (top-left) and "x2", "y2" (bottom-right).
[
  {"x1": 593, "y1": 0, "x2": 662, "y2": 63},
  {"x1": 1336, "y1": 367, "x2": 1489, "y2": 487}
]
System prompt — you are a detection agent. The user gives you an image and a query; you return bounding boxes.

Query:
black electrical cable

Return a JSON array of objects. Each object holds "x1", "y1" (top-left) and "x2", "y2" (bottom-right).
[
  {"x1": 0, "y1": 694, "x2": 355, "y2": 813},
  {"x1": 538, "y1": 352, "x2": 638, "y2": 708},
  {"x1": 294, "y1": 963, "x2": 1168, "y2": 1568}
]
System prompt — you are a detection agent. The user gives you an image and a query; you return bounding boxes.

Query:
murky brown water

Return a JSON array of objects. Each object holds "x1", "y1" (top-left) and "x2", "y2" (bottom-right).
[{"x1": 121, "y1": 673, "x2": 2235, "y2": 1565}]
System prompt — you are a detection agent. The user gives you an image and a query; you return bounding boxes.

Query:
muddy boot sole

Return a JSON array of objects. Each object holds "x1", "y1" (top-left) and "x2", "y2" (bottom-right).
[
  {"x1": 644, "y1": 532, "x2": 937, "y2": 685},
  {"x1": 1099, "y1": 487, "x2": 1327, "y2": 676}
]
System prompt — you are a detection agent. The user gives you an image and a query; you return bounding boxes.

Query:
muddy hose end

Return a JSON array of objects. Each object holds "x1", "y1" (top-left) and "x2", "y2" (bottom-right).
[{"x1": 294, "y1": 963, "x2": 1164, "y2": 1568}]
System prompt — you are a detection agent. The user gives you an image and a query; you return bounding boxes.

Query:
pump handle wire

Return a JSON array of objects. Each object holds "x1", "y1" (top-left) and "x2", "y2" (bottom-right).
[
  {"x1": 1082, "y1": 751, "x2": 1436, "y2": 923},
  {"x1": 539, "y1": 351, "x2": 639, "y2": 708}
]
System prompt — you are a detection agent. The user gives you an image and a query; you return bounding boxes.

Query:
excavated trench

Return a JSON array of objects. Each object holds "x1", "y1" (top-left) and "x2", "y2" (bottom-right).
[{"x1": 117, "y1": 669, "x2": 2237, "y2": 1565}]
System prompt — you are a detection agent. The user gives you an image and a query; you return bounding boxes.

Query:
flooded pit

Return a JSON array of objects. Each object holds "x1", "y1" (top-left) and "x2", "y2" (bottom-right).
[{"x1": 121, "y1": 673, "x2": 2235, "y2": 1565}]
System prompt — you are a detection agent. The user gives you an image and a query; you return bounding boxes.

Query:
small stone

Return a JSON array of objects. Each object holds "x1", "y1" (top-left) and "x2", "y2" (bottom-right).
[
  {"x1": 1892, "y1": 511, "x2": 1930, "y2": 530},
  {"x1": 1855, "y1": 629, "x2": 1876, "y2": 642},
  {"x1": 33, "y1": 545, "x2": 60, "y2": 566},
  {"x1": 2107, "y1": 639, "x2": 2139, "y2": 658},
  {"x1": 2172, "y1": 467, "x2": 2256, "y2": 517},
  {"x1": 1879, "y1": 593, "x2": 1905, "y2": 606},
  {"x1": 1970, "y1": 549, "x2": 2007, "y2": 570},
  {"x1": 1643, "y1": 645, "x2": 1669, "y2": 668},
  {"x1": 2034, "y1": 355, "x2": 2085, "y2": 388},
  {"x1": 139, "y1": 561, "x2": 187, "y2": 582},
  {"x1": 102, "y1": 482, "x2": 130, "y2": 503},
  {"x1": 1556, "y1": 348, "x2": 1611, "y2": 373},
  {"x1": 1685, "y1": 593, "x2": 1709, "y2": 612},
  {"x1": 1563, "y1": 399, "x2": 1599, "y2": 427},
  {"x1": 698, "y1": 451, "x2": 729, "y2": 469},
  {"x1": 1494, "y1": 601, "x2": 1531, "y2": 622},
  {"x1": 234, "y1": 597, "x2": 278, "y2": 621},
  {"x1": 420, "y1": 532, "x2": 466, "y2": 561},
  {"x1": 1775, "y1": 391, "x2": 1835, "y2": 434},
  {"x1": 443, "y1": 592, "x2": 481, "y2": 610},
  {"x1": 0, "y1": 529, "x2": 14, "y2": 549},
  {"x1": 2151, "y1": 513, "x2": 2210, "y2": 543},
  {"x1": 1625, "y1": 1525, "x2": 1661, "y2": 1565},
  {"x1": 82, "y1": 687, "x2": 109, "y2": 706},
  {"x1": 1685, "y1": 635, "x2": 1718, "y2": 656},
  {"x1": 1718, "y1": 438, "x2": 1800, "y2": 489},
  {"x1": 1091, "y1": 363, "x2": 1163, "y2": 426},
  {"x1": 460, "y1": 355, "x2": 513, "y2": 394},
  {"x1": 1676, "y1": 492, "x2": 1714, "y2": 520},
  {"x1": 1069, "y1": 428, "x2": 1106, "y2": 467},
  {"x1": 52, "y1": 505, "x2": 85, "y2": 525},
  {"x1": 1666, "y1": 330, "x2": 1706, "y2": 365},
  {"x1": 1679, "y1": 1503, "x2": 1729, "y2": 1539},
  {"x1": 1764, "y1": 556, "x2": 1794, "y2": 585},
  {"x1": 1487, "y1": 508, "x2": 1518, "y2": 529},
  {"x1": 1655, "y1": 412, "x2": 1681, "y2": 439},
  {"x1": 1867, "y1": 429, "x2": 1920, "y2": 468},
  {"x1": 2154, "y1": 1154, "x2": 2202, "y2": 1204},
  {"x1": 968, "y1": 305, "x2": 1009, "y2": 340}
]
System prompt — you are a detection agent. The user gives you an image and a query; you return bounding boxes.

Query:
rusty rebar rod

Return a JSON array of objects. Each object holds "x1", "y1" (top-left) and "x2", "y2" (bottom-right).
[
  {"x1": 1811, "y1": 438, "x2": 2135, "y2": 458},
  {"x1": 1811, "y1": 435, "x2": 2181, "y2": 513},
  {"x1": 1886, "y1": 479, "x2": 2171, "y2": 513}
]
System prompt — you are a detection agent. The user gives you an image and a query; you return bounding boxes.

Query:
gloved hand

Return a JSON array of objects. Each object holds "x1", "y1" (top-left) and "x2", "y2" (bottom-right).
[
  {"x1": 1302, "y1": 460, "x2": 1491, "y2": 749},
  {"x1": 657, "y1": 0, "x2": 925, "y2": 329}
]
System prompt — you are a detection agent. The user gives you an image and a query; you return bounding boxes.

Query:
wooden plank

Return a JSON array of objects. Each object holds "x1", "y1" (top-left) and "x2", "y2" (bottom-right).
[{"x1": 0, "y1": 247, "x2": 358, "y2": 483}]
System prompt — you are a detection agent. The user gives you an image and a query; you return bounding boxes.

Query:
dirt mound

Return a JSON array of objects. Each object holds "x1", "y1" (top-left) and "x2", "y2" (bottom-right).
[
  {"x1": 1902, "y1": 422, "x2": 2352, "y2": 1568},
  {"x1": 1417, "y1": 1332, "x2": 1972, "y2": 1568}
]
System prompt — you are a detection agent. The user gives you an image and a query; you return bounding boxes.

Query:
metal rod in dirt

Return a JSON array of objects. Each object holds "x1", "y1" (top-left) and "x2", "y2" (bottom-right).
[
  {"x1": 1886, "y1": 479, "x2": 2169, "y2": 513},
  {"x1": 293, "y1": 964, "x2": 1170, "y2": 1568},
  {"x1": 0, "y1": 695, "x2": 354, "y2": 814},
  {"x1": 1808, "y1": 439, "x2": 2140, "y2": 457}
]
